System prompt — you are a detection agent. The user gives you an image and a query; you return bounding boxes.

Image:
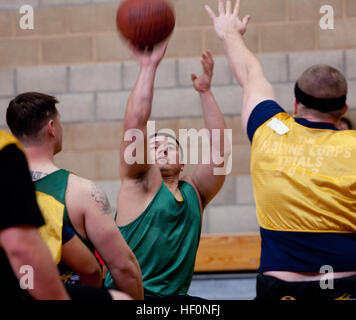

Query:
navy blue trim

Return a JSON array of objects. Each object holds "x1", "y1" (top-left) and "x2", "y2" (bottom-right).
[
  {"x1": 294, "y1": 118, "x2": 340, "y2": 131},
  {"x1": 247, "y1": 100, "x2": 285, "y2": 142},
  {"x1": 259, "y1": 227, "x2": 356, "y2": 273},
  {"x1": 62, "y1": 221, "x2": 75, "y2": 244}
]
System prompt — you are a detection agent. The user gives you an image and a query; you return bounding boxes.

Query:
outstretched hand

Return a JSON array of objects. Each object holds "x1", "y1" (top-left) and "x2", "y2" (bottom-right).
[
  {"x1": 128, "y1": 41, "x2": 168, "y2": 68},
  {"x1": 191, "y1": 50, "x2": 214, "y2": 93},
  {"x1": 205, "y1": 0, "x2": 250, "y2": 40}
]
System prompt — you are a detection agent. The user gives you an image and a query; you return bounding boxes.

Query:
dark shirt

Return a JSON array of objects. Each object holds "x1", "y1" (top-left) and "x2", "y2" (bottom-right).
[{"x1": 0, "y1": 144, "x2": 45, "y2": 300}]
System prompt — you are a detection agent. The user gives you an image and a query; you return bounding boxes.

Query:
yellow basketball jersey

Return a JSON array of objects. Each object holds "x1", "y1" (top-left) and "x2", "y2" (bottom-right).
[
  {"x1": 248, "y1": 100, "x2": 356, "y2": 272},
  {"x1": 36, "y1": 192, "x2": 64, "y2": 265},
  {"x1": 252, "y1": 112, "x2": 356, "y2": 233},
  {"x1": 0, "y1": 130, "x2": 63, "y2": 265},
  {"x1": 0, "y1": 131, "x2": 23, "y2": 153}
]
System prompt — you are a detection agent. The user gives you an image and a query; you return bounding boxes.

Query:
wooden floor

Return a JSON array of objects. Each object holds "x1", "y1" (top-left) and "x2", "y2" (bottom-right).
[{"x1": 194, "y1": 233, "x2": 261, "y2": 272}]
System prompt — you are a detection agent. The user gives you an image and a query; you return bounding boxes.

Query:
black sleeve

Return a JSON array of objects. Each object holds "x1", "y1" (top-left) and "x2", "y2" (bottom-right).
[
  {"x1": 0, "y1": 144, "x2": 45, "y2": 231},
  {"x1": 247, "y1": 100, "x2": 286, "y2": 142}
]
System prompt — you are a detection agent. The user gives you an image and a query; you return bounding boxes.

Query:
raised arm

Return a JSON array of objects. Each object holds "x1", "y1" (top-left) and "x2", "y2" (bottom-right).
[
  {"x1": 205, "y1": 0, "x2": 275, "y2": 132},
  {"x1": 121, "y1": 43, "x2": 168, "y2": 180},
  {"x1": 183, "y1": 51, "x2": 231, "y2": 209}
]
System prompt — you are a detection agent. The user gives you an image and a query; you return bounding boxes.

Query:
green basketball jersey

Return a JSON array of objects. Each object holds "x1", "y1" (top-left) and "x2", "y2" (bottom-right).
[
  {"x1": 34, "y1": 169, "x2": 69, "y2": 208},
  {"x1": 104, "y1": 180, "x2": 202, "y2": 297},
  {"x1": 34, "y1": 169, "x2": 94, "y2": 251},
  {"x1": 34, "y1": 169, "x2": 95, "y2": 281}
]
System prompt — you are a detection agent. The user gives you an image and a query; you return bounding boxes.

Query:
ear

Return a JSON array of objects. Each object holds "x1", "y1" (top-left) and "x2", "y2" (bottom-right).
[
  {"x1": 341, "y1": 104, "x2": 349, "y2": 117},
  {"x1": 180, "y1": 163, "x2": 185, "y2": 172},
  {"x1": 293, "y1": 98, "x2": 298, "y2": 117},
  {"x1": 47, "y1": 119, "x2": 55, "y2": 137}
]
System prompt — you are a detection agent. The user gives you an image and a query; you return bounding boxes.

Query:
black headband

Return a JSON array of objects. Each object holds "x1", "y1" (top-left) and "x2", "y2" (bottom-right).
[
  {"x1": 294, "y1": 82, "x2": 346, "y2": 112},
  {"x1": 150, "y1": 132, "x2": 184, "y2": 156}
]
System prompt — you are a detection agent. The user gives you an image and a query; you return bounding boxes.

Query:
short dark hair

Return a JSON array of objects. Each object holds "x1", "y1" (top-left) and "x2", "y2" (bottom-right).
[
  {"x1": 296, "y1": 64, "x2": 347, "y2": 112},
  {"x1": 6, "y1": 92, "x2": 59, "y2": 141}
]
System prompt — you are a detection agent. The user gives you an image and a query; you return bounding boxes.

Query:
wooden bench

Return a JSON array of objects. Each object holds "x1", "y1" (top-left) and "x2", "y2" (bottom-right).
[{"x1": 194, "y1": 233, "x2": 261, "y2": 272}]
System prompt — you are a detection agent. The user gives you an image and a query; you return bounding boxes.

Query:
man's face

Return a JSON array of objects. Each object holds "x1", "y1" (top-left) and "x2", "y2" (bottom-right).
[{"x1": 149, "y1": 135, "x2": 183, "y2": 174}]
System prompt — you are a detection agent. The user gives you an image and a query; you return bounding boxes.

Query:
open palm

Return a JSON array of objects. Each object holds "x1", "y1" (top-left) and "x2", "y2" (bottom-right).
[{"x1": 205, "y1": 0, "x2": 250, "y2": 40}]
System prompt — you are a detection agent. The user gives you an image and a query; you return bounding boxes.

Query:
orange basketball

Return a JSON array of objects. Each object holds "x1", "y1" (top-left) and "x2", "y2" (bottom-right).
[{"x1": 116, "y1": 0, "x2": 175, "y2": 49}]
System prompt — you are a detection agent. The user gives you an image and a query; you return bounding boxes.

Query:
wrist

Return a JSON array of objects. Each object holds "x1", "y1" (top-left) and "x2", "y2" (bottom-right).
[
  {"x1": 139, "y1": 63, "x2": 157, "y2": 74},
  {"x1": 222, "y1": 30, "x2": 243, "y2": 42},
  {"x1": 199, "y1": 89, "x2": 213, "y2": 100},
  {"x1": 199, "y1": 88, "x2": 212, "y2": 95}
]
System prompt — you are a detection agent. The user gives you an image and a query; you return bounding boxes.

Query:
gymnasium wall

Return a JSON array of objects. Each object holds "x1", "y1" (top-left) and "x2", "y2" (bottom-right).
[{"x1": 1, "y1": 0, "x2": 356, "y2": 234}]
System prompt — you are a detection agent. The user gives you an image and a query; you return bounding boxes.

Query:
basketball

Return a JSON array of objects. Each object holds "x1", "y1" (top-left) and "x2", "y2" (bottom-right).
[{"x1": 116, "y1": 0, "x2": 175, "y2": 49}]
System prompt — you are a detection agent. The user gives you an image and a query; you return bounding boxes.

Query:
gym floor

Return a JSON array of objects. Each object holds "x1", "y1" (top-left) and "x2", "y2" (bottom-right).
[{"x1": 188, "y1": 273, "x2": 257, "y2": 300}]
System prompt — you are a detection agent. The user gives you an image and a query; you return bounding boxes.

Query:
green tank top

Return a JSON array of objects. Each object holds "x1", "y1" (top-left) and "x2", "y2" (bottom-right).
[
  {"x1": 34, "y1": 169, "x2": 95, "y2": 280},
  {"x1": 34, "y1": 169, "x2": 94, "y2": 251},
  {"x1": 34, "y1": 169, "x2": 69, "y2": 210},
  {"x1": 104, "y1": 180, "x2": 202, "y2": 297}
]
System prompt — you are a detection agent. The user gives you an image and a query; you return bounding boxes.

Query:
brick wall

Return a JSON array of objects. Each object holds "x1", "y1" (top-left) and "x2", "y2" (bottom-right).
[
  {"x1": 1, "y1": 0, "x2": 356, "y2": 234},
  {"x1": 1, "y1": 0, "x2": 356, "y2": 68}
]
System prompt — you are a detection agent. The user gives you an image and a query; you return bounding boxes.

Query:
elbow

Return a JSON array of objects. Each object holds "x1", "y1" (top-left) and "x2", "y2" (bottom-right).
[
  {"x1": 6, "y1": 244, "x2": 34, "y2": 264},
  {"x1": 78, "y1": 264, "x2": 103, "y2": 288},
  {"x1": 124, "y1": 116, "x2": 146, "y2": 131},
  {"x1": 116, "y1": 252, "x2": 141, "y2": 280},
  {"x1": 3, "y1": 229, "x2": 41, "y2": 262},
  {"x1": 110, "y1": 253, "x2": 143, "y2": 299}
]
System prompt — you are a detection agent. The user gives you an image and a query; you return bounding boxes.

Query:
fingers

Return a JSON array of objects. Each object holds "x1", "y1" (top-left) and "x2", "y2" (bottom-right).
[
  {"x1": 218, "y1": 0, "x2": 224, "y2": 15},
  {"x1": 191, "y1": 73, "x2": 197, "y2": 82},
  {"x1": 205, "y1": 50, "x2": 214, "y2": 63},
  {"x1": 127, "y1": 41, "x2": 141, "y2": 58},
  {"x1": 242, "y1": 15, "x2": 251, "y2": 27},
  {"x1": 159, "y1": 41, "x2": 169, "y2": 55},
  {"x1": 233, "y1": 0, "x2": 241, "y2": 17},
  {"x1": 201, "y1": 51, "x2": 214, "y2": 75},
  {"x1": 202, "y1": 50, "x2": 214, "y2": 63},
  {"x1": 204, "y1": 5, "x2": 216, "y2": 20},
  {"x1": 226, "y1": 0, "x2": 232, "y2": 14}
]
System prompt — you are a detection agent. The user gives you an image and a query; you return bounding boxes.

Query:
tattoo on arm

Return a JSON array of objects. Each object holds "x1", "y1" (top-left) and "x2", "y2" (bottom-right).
[
  {"x1": 90, "y1": 183, "x2": 112, "y2": 215},
  {"x1": 30, "y1": 171, "x2": 48, "y2": 181}
]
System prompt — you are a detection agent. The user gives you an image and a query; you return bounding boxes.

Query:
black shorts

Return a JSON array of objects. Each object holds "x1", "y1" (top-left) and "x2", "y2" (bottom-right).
[
  {"x1": 255, "y1": 274, "x2": 356, "y2": 301},
  {"x1": 65, "y1": 283, "x2": 112, "y2": 301},
  {"x1": 144, "y1": 294, "x2": 205, "y2": 301}
]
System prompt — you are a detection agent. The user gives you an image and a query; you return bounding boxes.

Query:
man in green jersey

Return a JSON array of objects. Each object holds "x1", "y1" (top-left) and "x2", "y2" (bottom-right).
[
  {"x1": 6, "y1": 92, "x2": 143, "y2": 300},
  {"x1": 104, "y1": 42, "x2": 231, "y2": 298}
]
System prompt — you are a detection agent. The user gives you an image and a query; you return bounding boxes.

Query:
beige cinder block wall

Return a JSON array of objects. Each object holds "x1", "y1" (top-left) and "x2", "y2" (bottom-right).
[{"x1": 1, "y1": 0, "x2": 356, "y2": 234}]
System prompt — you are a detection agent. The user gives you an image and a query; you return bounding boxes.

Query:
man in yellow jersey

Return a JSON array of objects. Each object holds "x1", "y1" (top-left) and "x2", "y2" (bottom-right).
[
  {"x1": 6, "y1": 92, "x2": 143, "y2": 300},
  {"x1": 104, "y1": 42, "x2": 231, "y2": 299},
  {"x1": 207, "y1": 0, "x2": 356, "y2": 300},
  {"x1": 0, "y1": 130, "x2": 70, "y2": 301}
]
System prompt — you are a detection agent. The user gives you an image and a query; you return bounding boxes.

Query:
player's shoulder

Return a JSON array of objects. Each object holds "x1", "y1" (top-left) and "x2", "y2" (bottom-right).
[
  {"x1": 67, "y1": 173, "x2": 97, "y2": 199},
  {"x1": 247, "y1": 99, "x2": 288, "y2": 142},
  {"x1": 66, "y1": 174, "x2": 111, "y2": 217}
]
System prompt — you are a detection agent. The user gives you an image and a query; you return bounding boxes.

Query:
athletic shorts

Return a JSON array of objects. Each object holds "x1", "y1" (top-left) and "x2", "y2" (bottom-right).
[
  {"x1": 255, "y1": 274, "x2": 356, "y2": 301},
  {"x1": 65, "y1": 283, "x2": 112, "y2": 301},
  {"x1": 144, "y1": 293, "x2": 204, "y2": 301}
]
